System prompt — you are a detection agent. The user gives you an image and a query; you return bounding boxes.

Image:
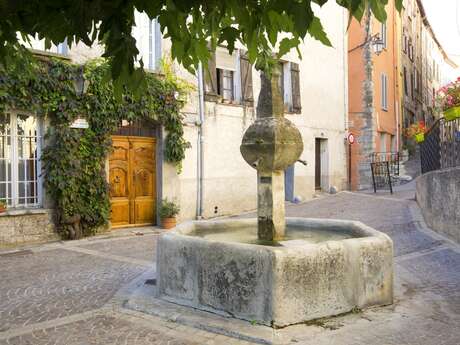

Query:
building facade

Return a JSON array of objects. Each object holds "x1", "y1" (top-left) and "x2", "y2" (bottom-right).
[
  {"x1": 348, "y1": 3, "x2": 401, "y2": 190},
  {"x1": 1, "y1": 2, "x2": 349, "y2": 244},
  {"x1": 348, "y1": 0, "x2": 455, "y2": 190}
]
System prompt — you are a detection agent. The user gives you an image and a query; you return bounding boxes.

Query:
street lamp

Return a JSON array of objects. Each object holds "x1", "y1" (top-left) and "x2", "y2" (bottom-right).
[
  {"x1": 73, "y1": 66, "x2": 88, "y2": 96},
  {"x1": 371, "y1": 34, "x2": 385, "y2": 55}
]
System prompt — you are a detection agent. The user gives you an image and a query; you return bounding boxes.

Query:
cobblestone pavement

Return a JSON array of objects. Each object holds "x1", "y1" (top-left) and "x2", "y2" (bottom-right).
[{"x1": 1, "y1": 184, "x2": 459, "y2": 344}]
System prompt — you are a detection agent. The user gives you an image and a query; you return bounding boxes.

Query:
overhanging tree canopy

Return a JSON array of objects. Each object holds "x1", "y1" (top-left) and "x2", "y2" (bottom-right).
[{"x1": 0, "y1": 0, "x2": 402, "y2": 91}]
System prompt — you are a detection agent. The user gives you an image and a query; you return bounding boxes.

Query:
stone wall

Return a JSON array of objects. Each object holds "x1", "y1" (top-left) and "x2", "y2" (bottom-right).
[
  {"x1": 0, "y1": 210, "x2": 58, "y2": 246},
  {"x1": 416, "y1": 167, "x2": 460, "y2": 243}
]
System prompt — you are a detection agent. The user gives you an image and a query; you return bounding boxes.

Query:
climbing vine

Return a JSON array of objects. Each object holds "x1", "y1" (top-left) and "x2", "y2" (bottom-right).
[{"x1": 0, "y1": 52, "x2": 191, "y2": 238}]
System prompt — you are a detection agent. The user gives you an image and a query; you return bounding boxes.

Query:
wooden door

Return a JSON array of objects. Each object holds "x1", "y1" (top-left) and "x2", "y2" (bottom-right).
[
  {"x1": 315, "y1": 138, "x2": 321, "y2": 190},
  {"x1": 109, "y1": 136, "x2": 156, "y2": 228}
]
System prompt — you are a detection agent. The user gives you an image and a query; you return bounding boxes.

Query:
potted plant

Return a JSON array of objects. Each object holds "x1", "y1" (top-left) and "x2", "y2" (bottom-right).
[
  {"x1": 404, "y1": 121, "x2": 427, "y2": 143},
  {"x1": 435, "y1": 77, "x2": 460, "y2": 121},
  {"x1": 0, "y1": 199, "x2": 7, "y2": 213},
  {"x1": 160, "y1": 198, "x2": 180, "y2": 229}
]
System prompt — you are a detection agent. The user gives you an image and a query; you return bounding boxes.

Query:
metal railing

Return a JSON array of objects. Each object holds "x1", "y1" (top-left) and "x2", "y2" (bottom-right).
[
  {"x1": 369, "y1": 151, "x2": 399, "y2": 193},
  {"x1": 420, "y1": 117, "x2": 460, "y2": 174},
  {"x1": 371, "y1": 161, "x2": 393, "y2": 194},
  {"x1": 370, "y1": 152, "x2": 400, "y2": 177}
]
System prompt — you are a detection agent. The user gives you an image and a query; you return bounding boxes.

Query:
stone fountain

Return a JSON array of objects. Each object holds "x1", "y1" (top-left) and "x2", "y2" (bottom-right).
[{"x1": 156, "y1": 68, "x2": 393, "y2": 327}]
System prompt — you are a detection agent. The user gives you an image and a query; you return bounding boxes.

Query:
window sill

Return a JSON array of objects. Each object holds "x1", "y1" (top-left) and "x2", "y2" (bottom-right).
[{"x1": 0, "y1": 208, "x2": 50, "y2": 218}]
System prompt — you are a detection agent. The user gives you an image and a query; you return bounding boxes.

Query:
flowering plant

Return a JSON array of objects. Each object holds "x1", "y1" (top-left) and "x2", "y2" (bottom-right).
[
  {"x1": 404, "y1": 121, "x2": 426, "y2": 139},
  {"x1": 435, "y1": 77, "x2": 460, "y2": 113}
]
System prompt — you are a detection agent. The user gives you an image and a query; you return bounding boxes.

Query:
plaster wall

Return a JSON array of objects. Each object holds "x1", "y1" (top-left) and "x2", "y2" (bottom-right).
[{"x1": 162, "y1": 2, "x2": 348, "y2": 220}]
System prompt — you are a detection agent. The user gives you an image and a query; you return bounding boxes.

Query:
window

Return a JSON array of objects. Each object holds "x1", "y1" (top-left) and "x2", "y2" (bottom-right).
[
  {"x1": 133, "y1": 12, "x2": 161, "y2": 70},
  {"x1": 217, "y1": 69, "x2": 234, "y2": 100},
  {"x1": 381, "y1": 73, "x2": 388, "y2": 111},
  {"x1": 205, "y1": 48, "x2": 253, "y2": 105},
  {"x1": 277, "y1": 61, "x2": 301, "y2": 113},
  {"x1": 214, "y1": 47, "x2": 238, "y2": 101},
  {"x1": 380, "y1": 132, "x2": 387, "y2": 153},
  {"x1": 390, "y1": 135, "x2": 396, "y2": 153},
  {"x1": 411, "y1": 73, "x2": 415, "y2": 100},
  {"x1": 380, "y1": 22, "x2": 387, "y2": 49},
  {"x1": 403, "y1": 67, "x2": 408, "y2": 96},
  {"x1": 0, "y1": 113, "x2": 42, "y2": 208},
  {"x1": 148, "y1": 19, "x2": 161, "y2": 70},
  {"x1": 56, "y1": 39, "x2": 68, "y2": 56}
]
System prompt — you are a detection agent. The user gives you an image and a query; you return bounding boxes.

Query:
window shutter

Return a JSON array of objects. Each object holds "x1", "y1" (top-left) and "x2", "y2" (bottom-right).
[
  {"x1": 291, "y1": 62, "x2": 301, "y2": 113},
  {"x1": 239, "y1": 51, "x2": 254, "y2": 106},
  {"x1": 204, "y1": 50, "x2": 218, "y2": 101}
]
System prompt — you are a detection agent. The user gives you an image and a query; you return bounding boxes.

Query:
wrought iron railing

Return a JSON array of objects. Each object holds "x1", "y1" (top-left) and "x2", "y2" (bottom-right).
[
  {"x1": 369, "y1": 151, "x2": 399, "y2": 193},
  {"x1": 370, "y1": 152, "x2": 400, "y2": 177},
  {"x1": 420, "y1": 117, "x2": 460, "y2": 174}
]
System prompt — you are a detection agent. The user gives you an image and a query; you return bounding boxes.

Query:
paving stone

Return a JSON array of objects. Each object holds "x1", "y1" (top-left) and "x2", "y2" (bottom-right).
[
  {"x1": 0, "y1": 314, "x2": 201, "y2": 345},
  {"x1": 78, "y1": 235, "x2": 158, "y2": 262},
  {"x1": 0, "y1": 249, "x2": 144, "y2": 331}
]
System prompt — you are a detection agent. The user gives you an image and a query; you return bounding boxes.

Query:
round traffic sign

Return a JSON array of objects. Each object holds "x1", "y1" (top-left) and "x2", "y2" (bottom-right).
[{"x1": 347, "y1": 133, "x2": 355, "y2": 144}]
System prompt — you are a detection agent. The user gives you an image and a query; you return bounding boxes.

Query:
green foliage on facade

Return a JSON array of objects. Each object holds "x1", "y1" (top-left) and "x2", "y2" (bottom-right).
[{"x1": 0, "y1": 53, "x2": 190, "y2": 237}]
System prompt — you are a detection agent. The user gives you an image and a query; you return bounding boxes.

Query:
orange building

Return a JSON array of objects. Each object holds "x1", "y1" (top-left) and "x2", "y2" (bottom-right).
[{"x1": 348, "y1": 4, "x2": 401, "y2": 190}]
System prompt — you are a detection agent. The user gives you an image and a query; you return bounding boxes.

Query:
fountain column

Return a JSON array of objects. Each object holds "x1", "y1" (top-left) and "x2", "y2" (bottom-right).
[{"x1": 241, "y1": 67, "x2": 304, "y2": 241}]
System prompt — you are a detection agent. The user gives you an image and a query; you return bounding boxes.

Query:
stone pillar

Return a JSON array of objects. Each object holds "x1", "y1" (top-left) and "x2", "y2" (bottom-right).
[
  {"x1": 257, "y1": 171, "x2": 286, "y2": 240},
  {"x1": 241, "y1": 66, "x2": 303, "y2": 241}
]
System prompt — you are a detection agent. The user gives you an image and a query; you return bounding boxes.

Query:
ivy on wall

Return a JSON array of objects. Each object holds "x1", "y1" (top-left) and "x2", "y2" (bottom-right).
[{"x1": 0, "y1": 52, "x2": 191, "y2": 238}]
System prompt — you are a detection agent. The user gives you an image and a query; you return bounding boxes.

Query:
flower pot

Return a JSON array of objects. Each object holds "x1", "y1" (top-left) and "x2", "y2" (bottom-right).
[
  {"x1": 0, "y1": 205, "x2": 6, "y2": 213},
  {"x1": 415, "y1": 133, "x2": 425, "y2": 143},
  {"x1": 444, "y1": 106, "x2": 460, "y2": 121},
  {"x1": 161, "y1": 217, "x2": 177, "y2": 229}
]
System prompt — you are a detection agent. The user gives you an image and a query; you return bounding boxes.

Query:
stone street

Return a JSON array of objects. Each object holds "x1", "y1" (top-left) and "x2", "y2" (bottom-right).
[{"x1": 1, "y1": 182, "x2": 459, "y2": 345}]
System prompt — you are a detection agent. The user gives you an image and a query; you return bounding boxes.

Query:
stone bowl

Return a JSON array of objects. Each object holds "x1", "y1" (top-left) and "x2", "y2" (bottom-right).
[{"x1": 156, "y1": 218, "x2": 393, "y2": 327}]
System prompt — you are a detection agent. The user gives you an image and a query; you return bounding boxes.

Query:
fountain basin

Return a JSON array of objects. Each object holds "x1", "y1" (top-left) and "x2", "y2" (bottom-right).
[{"x1": 156, "y1": 218, "x2": 393, "y2": 327}]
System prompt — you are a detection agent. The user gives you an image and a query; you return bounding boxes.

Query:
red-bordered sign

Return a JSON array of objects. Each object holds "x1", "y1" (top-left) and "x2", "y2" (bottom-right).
[{"x1": 347, "y1": 133, "x2": 355, "y2": 144}]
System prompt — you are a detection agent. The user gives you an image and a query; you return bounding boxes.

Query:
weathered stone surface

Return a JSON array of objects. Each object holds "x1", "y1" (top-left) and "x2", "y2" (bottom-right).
[
  {"x1": 240, "y1": 69, "x2": 303, "y2": 174},
  {"x1": 257, "y1": 171, "x2": 286, "y2": 240},
  {"x1": 0, "y1": 210, "x2": 58, "y2": 246},
  {"x1": 157, "y1": 218, "x2": 394, "y2": 327},
  {"x1": 416, "y1": 167, "x2": 460, "y2": 243}
]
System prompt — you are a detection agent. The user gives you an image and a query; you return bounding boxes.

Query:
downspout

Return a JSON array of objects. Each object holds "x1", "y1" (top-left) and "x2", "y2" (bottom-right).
[
  {"x1": 393, "y1": 6, "x2": 400, "y2": 151},
  {"x1": 196, "y1": 62, "x2": 205, "y2": 219}
]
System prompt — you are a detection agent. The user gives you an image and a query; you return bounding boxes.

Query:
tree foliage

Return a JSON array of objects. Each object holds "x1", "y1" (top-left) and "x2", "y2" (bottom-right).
[{"x1": 1, "y1": 0, "x2": 402, "y2": 92}]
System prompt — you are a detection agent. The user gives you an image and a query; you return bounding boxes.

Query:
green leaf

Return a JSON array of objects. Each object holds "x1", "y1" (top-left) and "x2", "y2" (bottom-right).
[{"x1": 308, "y1": 17, "x2": 332, "y2": 47}]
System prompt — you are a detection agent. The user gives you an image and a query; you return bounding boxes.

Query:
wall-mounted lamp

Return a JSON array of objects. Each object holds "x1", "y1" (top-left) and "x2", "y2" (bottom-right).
[
  {"x1": 73, "y1": 66, "x2": 88, "y2": 97},
  {"x1": 371, "y1": 34, "x2": 385, "y2": 56}
]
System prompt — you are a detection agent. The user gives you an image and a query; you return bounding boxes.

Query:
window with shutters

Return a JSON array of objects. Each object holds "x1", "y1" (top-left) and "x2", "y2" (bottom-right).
[
  {"x1": 403, "y1": 67, "x2": 408, "y2": 96},
  {"x1": 381, "y1": 73, "x2": 388, "y2": 111},
  {"x1": 277, "y1": 61, "x2": 301, "y2": 114},
  {"x1": 205, "y1": 47, "x2": 253, "y2": 106},
  {"x1": 0, "y1": 112, "x2": 42, "y2": 208}
]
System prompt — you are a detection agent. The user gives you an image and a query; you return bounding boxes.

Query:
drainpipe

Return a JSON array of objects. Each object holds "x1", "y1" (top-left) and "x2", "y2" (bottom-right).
[{"x1": 196, "y1": 62, "x2": 205, "y2": 219}]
